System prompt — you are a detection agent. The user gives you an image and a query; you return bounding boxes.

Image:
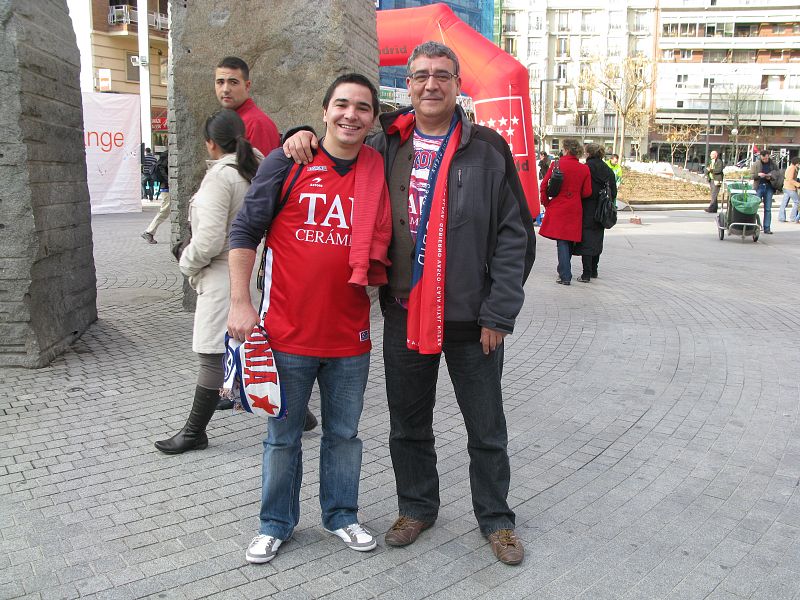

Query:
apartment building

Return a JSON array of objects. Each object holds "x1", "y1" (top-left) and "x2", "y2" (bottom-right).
[
  {"x1": 72, "y1": 0, "x2": 170, "y2": 150},
  {"x1": 499, "y1": 0, "x2": 656, "y2": 158},
  {"x1": 652, "y1": 0, "x2": 800, "y2": 164}
]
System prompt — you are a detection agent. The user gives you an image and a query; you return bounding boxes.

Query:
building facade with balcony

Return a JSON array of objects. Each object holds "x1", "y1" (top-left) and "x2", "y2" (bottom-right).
[
  {"x1": 76, "y1": 1, "x2": 170, "y2": 150},
  {"x1": 499, "y1": 0, "x2": 656, "y2": 158},
  {"x1": 651, "y1": 0, "x2": 800, "y2": 165}
]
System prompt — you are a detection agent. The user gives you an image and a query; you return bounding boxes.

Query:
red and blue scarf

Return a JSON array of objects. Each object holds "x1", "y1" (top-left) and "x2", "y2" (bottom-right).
[{"x1": 388, "y1": 112, "x2": 462, "y2": 354}]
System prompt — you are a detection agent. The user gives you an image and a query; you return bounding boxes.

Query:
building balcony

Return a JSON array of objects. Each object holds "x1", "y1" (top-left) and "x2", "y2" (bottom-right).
[
  {"x1": 108, "y1": 5, "x2": 169, "y2": 32},
  {"x1": 548, "y1": 125, "x2": 617, "y2": 136}
]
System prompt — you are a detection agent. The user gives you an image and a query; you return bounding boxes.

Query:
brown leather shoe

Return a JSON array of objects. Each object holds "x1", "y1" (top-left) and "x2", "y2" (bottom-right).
[
  {"x1": 488, "y1": 529, "x2": 524, "y2": 565},
  {"x1": 384, "y1": 516, "x2": 433, "y2": 547}
]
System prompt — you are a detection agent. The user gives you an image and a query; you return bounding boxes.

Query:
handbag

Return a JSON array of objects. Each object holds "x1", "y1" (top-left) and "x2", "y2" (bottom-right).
[
  {"x1": 594, "y1": 181, "x2": 617, "y2": 229},
  {"x1": 546, "y1": 160, "x2": 564, "y2": 198}
]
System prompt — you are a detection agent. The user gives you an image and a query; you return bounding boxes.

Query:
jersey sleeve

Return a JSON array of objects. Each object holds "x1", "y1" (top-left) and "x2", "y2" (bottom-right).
[{"x1": 229, "y1": 149, "x2": 293, "y2": 250}]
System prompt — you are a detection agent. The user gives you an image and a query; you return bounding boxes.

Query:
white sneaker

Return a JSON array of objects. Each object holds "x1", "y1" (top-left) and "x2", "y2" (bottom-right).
[
  {"x1": 245, "y1": 534, "x2": 282, "y2": 564},
  {"x1": 325, "y1": 522, "x2": 377, "y2": 552}
]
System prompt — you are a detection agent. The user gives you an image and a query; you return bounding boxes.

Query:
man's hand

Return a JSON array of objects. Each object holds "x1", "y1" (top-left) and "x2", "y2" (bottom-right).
[
  {"x1": 480, "y1": 327, "x2": 507, "y2": 355},
  {"x1": 227, "y1": 299, "x2": 259, "y2": 342},
  {"x1": 283, "y1": 130, "x2": 318, "y2": 165}
]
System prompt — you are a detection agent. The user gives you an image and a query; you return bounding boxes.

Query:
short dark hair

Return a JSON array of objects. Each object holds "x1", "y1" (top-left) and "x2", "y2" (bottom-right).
[
  {"x1": 760, "y1": 149, "x2": 770, "y2": 157},
  {"x1": 322, "y1": 73, "x2": 380, "y2": 117},
  {"x1": 407, "y1": 41, "x2": 460, "y2": 76},
  {"x1": 217, "y1": 56, "x2": 249, "y2": 80},
  {"x1": 791, "y1": 156, "x2": 800, "y2": 166}
]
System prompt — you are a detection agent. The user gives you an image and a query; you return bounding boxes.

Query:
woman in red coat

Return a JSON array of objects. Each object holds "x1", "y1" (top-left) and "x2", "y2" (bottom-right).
[{"x1": 539, "y1": 139, "x2": 592, "y2": 285}]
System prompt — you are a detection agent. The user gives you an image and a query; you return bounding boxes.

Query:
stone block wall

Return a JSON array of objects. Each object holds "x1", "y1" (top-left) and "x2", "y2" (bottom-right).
[
  {"x1": 0, "y1": 1, "x2": 97, "y2": 367},
  {"x1": 167, "y1": 0, "x2": 379, "y2": 310}
]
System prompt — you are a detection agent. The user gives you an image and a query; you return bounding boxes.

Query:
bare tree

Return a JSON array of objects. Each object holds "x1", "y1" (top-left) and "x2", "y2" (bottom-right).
[
  {"x1": 585, "y1": 54, "x2": 654, "y2": 163},
  {"x1": 626, "y1": 107, "x2": 652, "y2": 161},
  {"x1": 664, "y1": 123, "x2": 703, "y2": 167},
  {"x1": 715, "y1": 83, "x2": 764, "y2": 163}
]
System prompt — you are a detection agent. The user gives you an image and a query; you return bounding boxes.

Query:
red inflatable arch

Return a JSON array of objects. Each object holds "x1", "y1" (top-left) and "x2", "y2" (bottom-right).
[{"x1": 377, "y1": 3, "x2": 540, "y2": 217}]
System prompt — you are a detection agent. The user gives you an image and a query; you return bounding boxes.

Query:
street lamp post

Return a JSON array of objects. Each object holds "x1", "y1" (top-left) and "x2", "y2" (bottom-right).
[
  {"x1": 704, "y1": 80, "x2": 714, "y2": 165},
  {"x1": 539, "y1": 77, "x2": 559, "y2": 156}
]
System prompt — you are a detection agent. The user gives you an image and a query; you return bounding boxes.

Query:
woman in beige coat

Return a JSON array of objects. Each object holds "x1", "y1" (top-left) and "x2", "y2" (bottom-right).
[{"x1": 156, "y1": 109, "x2": 261, "y2": 454}]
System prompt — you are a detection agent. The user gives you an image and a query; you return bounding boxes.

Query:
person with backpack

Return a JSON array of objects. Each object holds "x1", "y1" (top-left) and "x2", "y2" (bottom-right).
[
  {"x1": 573, "y1": 144, "x2": 617, "y2": 282},
  {"x1": 141, "y1": 151, "x2": 171, "y2": 244},
  {"x1": 154, "y1": 109, "x2": 261, "y2": 454},
  {"x1": 539, "y1": 138, "x2": 592, "y2": 285}
]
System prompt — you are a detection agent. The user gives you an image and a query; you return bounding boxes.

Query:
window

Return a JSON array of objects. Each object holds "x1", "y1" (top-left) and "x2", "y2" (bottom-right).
[
  {"x1": 662, "y1": 49, "x2": 674, "y2": 60},
  {"x1": 794, "y1": 24, "x2": 800, "y2": 34},
  {"x1": 581, "y1": 11, "x2": 595, "y2": 33},
  {"x1": 680, "y1": 49, "x2": 692, "y2": 60},
  {"x1": 703, "y1": 77, "x2": 715, "y2": 88},
  {"x1": 578, "y1": 113, "x2": 590, "y2": 126},
  {"x1": 503, "y1": 12, "x2": 516, "y2": 33},
  {"x1": 702, "y1": 49, "x2": 728, "y2": 63},
  {"x1": 609, "y1": 13, "x2": 623, "y2": 32},
  {"x1": 555, "y1": 88, "x2": 569, "y2": 109},
  {"x1": 504, "y1": 37, "x2": 517, "y2": 55},
  {"x1": 557, "y1": 37, "x2": 569, "y2": 57},
  {"x1": 788, "y1": 75, "x2": 800, "y2": 89},
  {"x1": 773, "y1": 24, "x2": 785, "y2": 34},
  {"x1": 159, "y1": 56, "x2": 168, "y2": 85},
  {"x1": 791, "y1": 50, "x2": 800, "y2": 62},
  {"x1": 605, "y1": 88, "x2": 616, "y2": 103},
  {"x1": 608, "y1": 45, "x2": 622, "y2": 58},
  {"x1": 676, "y1": 74, "x2": 688, "y2": 88},
  {"x1": 679, "y1": 22, "x2": 697, "y2": 37},
  {"x1": 633, "y1": 11, "x2": 649, "y2": 33},
  {"x1": 603, "y1": 114, "x2": 616, "y2": 130},
  {"x1": 705, "y1": 24, "x2": 716, "y2": 36},
  {"x1": 734, "y1": 24, "x2": 758, "y2": 37},
  {"x1": 662, "y1": 23, "x2": 678, "y2": 36},
  {"x1": 557, "y1": 11, "x2": 569, "y2": 32},
  {"x1": 721, "y1": 22, "x2": 734, "y2": 36},
  {"x1": 528, "y1": 38, "x2": 537, "y2": 57},
  {"x1": 126, "y1": 52, "x2": 139, "y2": 82},
  {"x1": 770, "y1": 49, "x2": 784, "y2": 61},
  {"x1": 556, "y1": 63, "x2": 567, "y2": 80},
  {"x1": 732, "y1": 49, "x2": 756, "y2": 63},
  {"x1": 532, "y1": 16, "x2": 542, "y2": 32},
  {"x1": 677, "y1": 100, "x2": 684, "y2": 107},
  {"x1": 551, "y1": 138, "x2": 560, "y2": 152}
]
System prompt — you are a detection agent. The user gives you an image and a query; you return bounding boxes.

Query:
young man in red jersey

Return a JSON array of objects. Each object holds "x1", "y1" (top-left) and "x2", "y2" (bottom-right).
[{"x1": 227, "y1": 73, "x2": 391, "y2": 564}]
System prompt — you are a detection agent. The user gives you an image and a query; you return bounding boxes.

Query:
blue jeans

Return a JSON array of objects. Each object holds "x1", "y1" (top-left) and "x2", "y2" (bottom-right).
[
  {"x1": 756, "y1": 183, "x2": 774, "y2": 231},
  {"x1": 258, "y1": 350, "x2": 369, "y2": 540},
  {"x1": 556, "y1": 239, "x2": 573, "y2": 282},
  {"x1": 382, "y1": 303, "x2": 514, "y2": 535},
  {"x1": 779, "y1": 189, "x2": 800, "y2": 222}
]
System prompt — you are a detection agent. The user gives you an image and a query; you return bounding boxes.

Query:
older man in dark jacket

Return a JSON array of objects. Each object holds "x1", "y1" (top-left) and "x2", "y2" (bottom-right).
[{"x1": 283, "y1": 41, "x2": 535, "y2": 565}]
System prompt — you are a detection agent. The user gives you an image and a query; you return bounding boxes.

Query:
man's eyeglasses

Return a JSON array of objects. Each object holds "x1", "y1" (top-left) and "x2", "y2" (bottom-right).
[{"x1": 408, "y1": 71, "x2": 458, "y2": 84}]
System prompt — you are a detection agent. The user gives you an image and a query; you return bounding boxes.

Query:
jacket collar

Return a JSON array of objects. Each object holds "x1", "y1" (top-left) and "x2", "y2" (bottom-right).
[
  {"x1": 205, "y1": 152, "x2": 237, "y2": 170},
  {"x1": 380, "y1": 104, "x2": 473, "y2": 149}
]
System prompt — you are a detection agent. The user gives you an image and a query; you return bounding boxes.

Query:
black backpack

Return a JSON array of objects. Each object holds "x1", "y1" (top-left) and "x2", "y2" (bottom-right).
[
  {"x1": 594, "y1": 181, "x2": 617, "y2": 229},
  {"x1": 546, "y1": 160, "x2": 563, "y2": 198}
]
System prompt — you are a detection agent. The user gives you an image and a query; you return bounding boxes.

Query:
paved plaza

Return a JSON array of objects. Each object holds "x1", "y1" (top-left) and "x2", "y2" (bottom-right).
[{"x1": 2, "y1": 206, "x2": 800, "y2": 600}]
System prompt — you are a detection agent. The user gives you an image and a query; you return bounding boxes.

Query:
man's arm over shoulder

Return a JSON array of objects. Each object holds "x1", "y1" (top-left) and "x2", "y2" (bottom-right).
[{"x1": 229, "y1": 148, "x2": 292, "y2": 250}]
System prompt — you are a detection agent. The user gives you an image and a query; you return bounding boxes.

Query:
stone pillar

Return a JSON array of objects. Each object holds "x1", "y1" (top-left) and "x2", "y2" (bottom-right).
[
  {"x1": 0, "y1": 1, "x2": 97, "y2": 367},
  {"x1": 167, "y1": 0, "x2": 379, "y2": 310}
]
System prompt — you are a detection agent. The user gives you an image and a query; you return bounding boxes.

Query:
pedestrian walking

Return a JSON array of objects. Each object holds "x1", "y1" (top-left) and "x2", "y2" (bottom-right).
[
  {"x1": 539, "y1": 138, "x2": 591, "y2": 286},
  {"x1": 574, "y1": 144, "x2": 617, "y2": 282}
]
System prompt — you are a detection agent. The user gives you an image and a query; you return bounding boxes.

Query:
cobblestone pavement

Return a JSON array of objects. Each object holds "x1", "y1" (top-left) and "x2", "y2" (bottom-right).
[{"x1": 2, "y1": 208, "x2": 800, "y2": 600}]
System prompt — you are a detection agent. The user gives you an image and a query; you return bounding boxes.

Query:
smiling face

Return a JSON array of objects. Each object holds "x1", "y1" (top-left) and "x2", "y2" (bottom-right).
[
  {"x1": 215, "y1": 67, "x2": 250, "y2": 110},
  {"x1": 321, "y1": 82, "x2": 376, "y2": 159},
  {"x1": 407, "y1": 54, "x2": 461, "y2": 135}
]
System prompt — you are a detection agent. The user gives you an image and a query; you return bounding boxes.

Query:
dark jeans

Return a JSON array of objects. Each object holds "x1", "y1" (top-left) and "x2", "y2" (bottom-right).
[
  {"x1": 556, "y1": 239, "x2": 573, "y2": 282},
  {"x1": 582, "y1": 254, "x2": 600, "y2": 278},
  {"x1": 382, "y1": 303, "x2": 515, "y2": 535},
  {"x1": 756, "y1": 183, "x2": 773, "y2": 231}
]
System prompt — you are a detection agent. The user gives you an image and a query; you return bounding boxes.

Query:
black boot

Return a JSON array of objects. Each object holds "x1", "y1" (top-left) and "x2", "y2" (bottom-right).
[
  {"x1": 155, "y1": 386, "x2": 218, "y2": 454},
  {"x1": 215, "y1": 397, "x2": 234, "y2": 411},
  {"x1": 304, "y1": 408, "x2": 318, "y2": 432}
]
